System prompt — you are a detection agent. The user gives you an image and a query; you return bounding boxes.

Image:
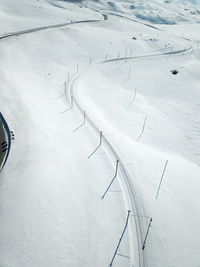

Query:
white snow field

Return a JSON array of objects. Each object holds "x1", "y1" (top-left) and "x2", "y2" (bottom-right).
[
  {"x1": 0, "y1": 0, "x2": 200, "y2": 267},
  {"x1": 82, "y1": 0, "x2": 200, "y2": 24}
]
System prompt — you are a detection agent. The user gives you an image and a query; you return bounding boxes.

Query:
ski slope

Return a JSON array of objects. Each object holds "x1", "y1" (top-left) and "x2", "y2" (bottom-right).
[{"x1": 0, "y1": 0, "x2": 200, "y2": 267}]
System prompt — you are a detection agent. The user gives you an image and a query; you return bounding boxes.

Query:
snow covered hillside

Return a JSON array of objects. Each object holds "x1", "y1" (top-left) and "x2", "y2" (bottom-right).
[
  {"x1": 0, "y1": 0, "x2": 200, "y2": 267},
  {"x1": 82, "y1": 0, "x2": 200, "y2": 24}
]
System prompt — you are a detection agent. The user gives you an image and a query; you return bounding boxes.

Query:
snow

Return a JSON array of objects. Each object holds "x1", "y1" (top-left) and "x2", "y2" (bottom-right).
[
  {"x1": 82, "y1": 0, "x2": 200, "y2": 24},
  {"x1": 0, "y1": 0, "x2": 200, "y2": 267},
  {"x1": 0, "y1": 0, "x2": 102, "y2": 33}
]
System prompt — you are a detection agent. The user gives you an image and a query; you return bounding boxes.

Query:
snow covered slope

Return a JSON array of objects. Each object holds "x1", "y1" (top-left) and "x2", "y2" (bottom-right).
[
  {"x1": 0, "y1": 0, "x2": 200, "y2": 267},
  {"x1": 0, "y1": 2, "x2": 131, "y2": 267},
  {"x1": 82, "y1": 0, "x2": 200, "y2": 24},
  {"x1": 0, "y1": 0, "x2": 102, "y2": 33}
]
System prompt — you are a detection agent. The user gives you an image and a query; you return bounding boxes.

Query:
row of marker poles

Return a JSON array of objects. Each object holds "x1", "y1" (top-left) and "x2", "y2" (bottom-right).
[
  {"x1": 62, "y1": 40, "x2": 187, "y2": 85},
  {"x1": 68, "y1": 103, "x2": 154, "y2": 260},
  {"x1": 72, "y1": 46, "x2": 173, "y2": 257},
  {"x1": 61, "y1": 49, "x2": 135, "y2": 87},
  {"x1": 105, "y1": 49, "x2": 133, "y2": 61},
  {"x1": 61, "y1": 60, "x2": 156, "y2": 266},
  {"x1": 61, "y1": 98, "x2": 137, "y2": 264}
]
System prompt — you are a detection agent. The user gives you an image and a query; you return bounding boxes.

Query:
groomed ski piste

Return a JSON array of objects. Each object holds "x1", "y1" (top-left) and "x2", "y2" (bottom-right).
[{"x1": 0, "y1": 0, "x2": 200, "y2": 266}]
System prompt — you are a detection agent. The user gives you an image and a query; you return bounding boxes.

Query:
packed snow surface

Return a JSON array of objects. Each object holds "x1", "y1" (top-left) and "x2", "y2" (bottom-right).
[{"x1": 0, "y1": 0, "x2": 200, "y2": 267}]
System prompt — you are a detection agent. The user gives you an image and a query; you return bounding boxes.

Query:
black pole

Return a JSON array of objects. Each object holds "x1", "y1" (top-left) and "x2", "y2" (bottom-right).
[
  {"x1": 64, "y1": 82, "x2": 67, "y2": 95},
  {"x1": 142, "y1": 218, "x2": 152, "y2": 250},
  {"x1": 88, "y1": 131, "x2": 103, "y2": 159},
  {"x1": 133, "y1": 87, "x2": 137, "y2": 102},
  {"x1": 156, "y1": 160, "x2": 168, "y2": 199},
  {"x1": 73, "y1": 111, "x2": 86, "y2": 132},
  {"x1": 101, "y1": 160, "x2": 119, "y2": 199},
  {"x1": 127, "y1": 88, "x2": 137, "y2": 107},
  {"x1": 136, "y1": 116, "x2": 147, "y2": 142},
  {"x1": 71, "y1": 95, "x2": 73, "y2": 108},
  {"x1": 61, "y1": 95, "x2": 73, "y2": 113},
  {"x1": 109, "y1": 210, "x2": 131, "y2": 266}
]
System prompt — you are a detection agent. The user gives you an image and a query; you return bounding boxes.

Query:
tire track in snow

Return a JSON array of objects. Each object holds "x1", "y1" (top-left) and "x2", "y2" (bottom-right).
[{"x1": 0, "y1": 15, "x2": 107, "y2": 40}]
